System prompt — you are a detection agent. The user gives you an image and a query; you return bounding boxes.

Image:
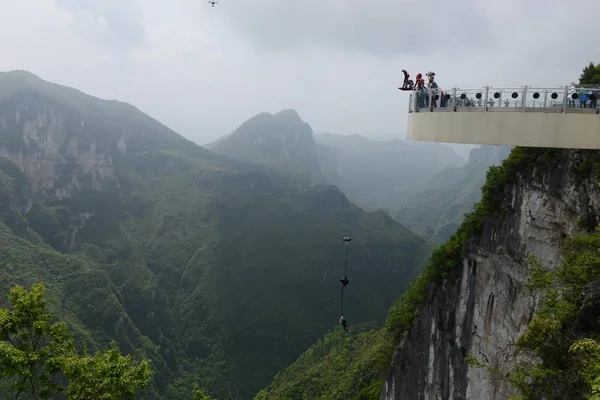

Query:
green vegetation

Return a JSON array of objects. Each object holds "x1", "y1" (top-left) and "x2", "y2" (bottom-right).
[
  {"x1": 192, "y1": 384, "x2": 213, "y2": 400},
  {"x1": 257, "y1": 146, "x2": 572, "y2": 399},
  {"x1": 394, "y1": 145, "x2": 511, "y2": 243},
  {"x1": 465, "y1": 230, "x2": 600, "y2": 399},
  {"x1": 255, "y1": 325, "x2": 390, "y2": 400},
  {"x1": 385, "y1": 146, "x2": 563, "y2": 342},
  {"x1": 210, "y1": 109, "x2": 323, "y2": 184},
  {"x1": 0, "y1": 283, "x2": 151, "y2": 399},
  {"x1": 256, "y1": 62, "x2": 600, "y2": 399},
  {"x1": 0, "y1": 71, "x2": 434, "y2": 399},
  {"x1": 579, "y1": 62, "x2": 600, "y2": 85}
]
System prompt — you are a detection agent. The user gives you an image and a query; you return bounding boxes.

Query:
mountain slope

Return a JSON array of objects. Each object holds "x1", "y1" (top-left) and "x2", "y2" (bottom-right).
[
  {"x1": 314, "y1": 133, "x2": 465, "y2": 212},
  {"x1": 394, "y1": 145, "x2": 512, "y2": 243},
  {"x1": 0, "y1": 70, "x2": 434, "y2": 399},
  {"x1": 210, "y1": 109, "x2": 323, "y2": 184},
  {"x1": 256, "y1": 325, "x2": 389, "y2": 400}
]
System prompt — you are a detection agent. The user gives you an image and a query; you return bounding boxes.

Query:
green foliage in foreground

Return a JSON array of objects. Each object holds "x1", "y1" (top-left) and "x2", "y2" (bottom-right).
[
  {"x1": 193, "y1": 384, "x2": 213, "y2": 400},
  {"x1": 0, "y1": 282, "x2": 152, "y2": 399},
  {"x1": 465, "y1": 229, "x2": 600, "y2": 399},
  {"x1": 255, "y1": 325, "x2": 390, "y2": 400}
]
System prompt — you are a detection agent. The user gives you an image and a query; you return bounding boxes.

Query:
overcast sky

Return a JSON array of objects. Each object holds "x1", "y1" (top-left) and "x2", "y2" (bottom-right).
[{"x1": 0, "y1": 0, "x2": 598, "y2": 151}]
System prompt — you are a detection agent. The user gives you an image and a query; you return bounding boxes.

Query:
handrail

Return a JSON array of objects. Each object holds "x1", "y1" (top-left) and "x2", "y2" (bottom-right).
[{"x1": 407, "y1": 85, "x2": 600, "y2": 114}]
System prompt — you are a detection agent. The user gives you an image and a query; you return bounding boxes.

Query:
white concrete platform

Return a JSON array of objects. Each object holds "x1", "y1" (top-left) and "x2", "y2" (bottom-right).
[{"x1": 406, "y1": 86, "x2": 600, "y2": 149}]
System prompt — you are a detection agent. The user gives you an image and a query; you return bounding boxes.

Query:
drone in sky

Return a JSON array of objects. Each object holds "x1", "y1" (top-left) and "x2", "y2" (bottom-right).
[{"x1": 208, "y1": 0, "x2": 218, "y2": 6}]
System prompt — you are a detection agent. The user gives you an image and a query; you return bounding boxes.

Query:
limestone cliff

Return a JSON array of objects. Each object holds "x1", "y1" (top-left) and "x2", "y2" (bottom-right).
[
  {"x1": 0, "y1": 70, "x2": 196, "y2": 203},
  {"x1": 381, "y1": 149, "x2": 600, "y2": 399}
]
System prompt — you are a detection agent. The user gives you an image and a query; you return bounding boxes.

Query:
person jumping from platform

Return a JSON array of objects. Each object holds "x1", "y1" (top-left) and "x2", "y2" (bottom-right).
[{"x1": 400, "y1": 69, "x2": 414, "y2": 90}]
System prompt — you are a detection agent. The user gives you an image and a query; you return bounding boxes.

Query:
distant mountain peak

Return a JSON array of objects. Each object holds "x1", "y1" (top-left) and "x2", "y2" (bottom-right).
[
  {"x1": 210, "y1": 109, "x2": 322, "y2": 181},
  {"x1": 274, "y1": 108, "x2": 302, "y2": 119},
  {"x1": 1, "y1": 69, "x2": 44, "y2": 79}
]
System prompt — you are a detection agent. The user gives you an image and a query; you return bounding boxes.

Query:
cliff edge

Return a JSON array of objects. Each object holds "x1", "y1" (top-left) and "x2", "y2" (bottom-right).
[{"x1": 382, "y1": 148, "x2": 600, "y2": 399}]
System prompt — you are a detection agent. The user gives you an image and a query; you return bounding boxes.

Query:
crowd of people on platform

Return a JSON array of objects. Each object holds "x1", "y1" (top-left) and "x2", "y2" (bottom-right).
[
  {"x1": 400, "y1": 70, "x2": 600, "y2": 110},
  {"x1": 400, "y1": 69, "x2": 444, "y2": 108},
  {"x1": 569, "y1": 86, "x2": 599, "y2": 109}
]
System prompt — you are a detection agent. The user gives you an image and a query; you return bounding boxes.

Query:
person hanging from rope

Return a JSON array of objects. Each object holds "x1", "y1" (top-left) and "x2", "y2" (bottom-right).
[
  {"x1": 338, "y1": 236, "x2": 352, "y2": 332},
  {"x1": 339, "y1": 315, "x2": 352, "y2": 332},
  {"x1": 340, "y1": 275, "x2": 349, "y2": 287}
]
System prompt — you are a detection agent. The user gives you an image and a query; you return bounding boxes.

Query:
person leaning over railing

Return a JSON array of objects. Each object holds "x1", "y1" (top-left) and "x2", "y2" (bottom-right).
[
  {"x1": 426, "y1": 71, "x2": 438, "y2": 107},
  {"x1": 414, "y1": 73, "x2": 426, "y2": 108},
  {"x1": 590, "y1": 90, "x2": 600, "y2": 108}
]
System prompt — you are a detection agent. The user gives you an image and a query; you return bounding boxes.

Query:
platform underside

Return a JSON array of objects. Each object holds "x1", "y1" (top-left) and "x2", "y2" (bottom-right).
[{"x1": 407, "y1": 110, "x2": 600, "y2": 150}]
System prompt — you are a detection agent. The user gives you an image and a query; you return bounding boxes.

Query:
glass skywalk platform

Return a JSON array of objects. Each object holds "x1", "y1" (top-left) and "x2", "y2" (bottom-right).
[{"x1": 406, "y1": 86, "x2": 600, "y2": 149}]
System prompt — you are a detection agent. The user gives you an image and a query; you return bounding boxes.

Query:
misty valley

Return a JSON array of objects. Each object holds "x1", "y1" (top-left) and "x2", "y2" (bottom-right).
[{"x1": 1, "y1": 13, "x2": 600, "y2": 398}]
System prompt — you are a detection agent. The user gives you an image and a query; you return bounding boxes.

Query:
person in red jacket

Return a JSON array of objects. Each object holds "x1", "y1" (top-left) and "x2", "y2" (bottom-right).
[{"x1": 414, "y1": 73, "x2": 425, "y2": 90}]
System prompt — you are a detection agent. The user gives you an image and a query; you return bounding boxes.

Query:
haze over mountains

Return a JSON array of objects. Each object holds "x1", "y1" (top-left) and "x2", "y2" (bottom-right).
[
  {"x1": 0, "y1": 70, "x2": 441, "y2": 398},
  {"x1": 209, "y1": 107, "x2": 510, "y2": 244}
]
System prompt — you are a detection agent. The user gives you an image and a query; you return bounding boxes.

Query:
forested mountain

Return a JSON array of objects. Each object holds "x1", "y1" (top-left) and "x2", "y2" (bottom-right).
[
  {"x1": 209, "y1": 109, "x2": 324, "y2": 185},
  {"x1": 0, "y1": 70, "x2": 434, "y2": 399},
  {"x1": 209, "y1": 113, "x2": 467, "y2": 215}
]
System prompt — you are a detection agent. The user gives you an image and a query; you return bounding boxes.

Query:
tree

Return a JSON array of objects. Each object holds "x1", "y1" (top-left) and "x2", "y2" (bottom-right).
[
  {"x1": 0, "y1": 283, "x2": 152, "y2": 399},
  {"x1": 62, "y1": 342, "x2": 151, "y2": 400},
  {"x1": 579, "y1": 62, "x2": 600, "y2": 85},
  {"x1": 0, "y1": 283, "x2": 75, "y2": 398},
  {"x1": 193, "y1": 383, "x2": 213, "y2": 400}
]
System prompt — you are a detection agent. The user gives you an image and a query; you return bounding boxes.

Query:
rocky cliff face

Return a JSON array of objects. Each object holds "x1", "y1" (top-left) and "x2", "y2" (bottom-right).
[
  {"x1": 0, "y1": 70, "x2": 196, "y2": 205},
  {"x1": 0, "y1": 95, "x2": 117, "y2": 199},
  {"x1": 382, "y1": 149, "x2": 600, "y2": 399}
]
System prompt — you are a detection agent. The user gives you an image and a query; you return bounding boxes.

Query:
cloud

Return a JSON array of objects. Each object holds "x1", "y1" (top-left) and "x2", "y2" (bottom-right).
[
  {"x1": 216, "y1": 0, "x2": 496, "y2": 58},
  {"x1": 0, "y1": 0, "x2": 598, "y2": 151},
  {"x1": 54, "y1": 0, "x2": 146, "y2": 51}
]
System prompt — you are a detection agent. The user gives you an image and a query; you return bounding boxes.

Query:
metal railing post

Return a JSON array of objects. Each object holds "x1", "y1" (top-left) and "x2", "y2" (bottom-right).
[
  {"x1": 543, "y1": 90, "x2": 548, "y2": 108},
  {"x1": 428, "y1": 86, "x2": 433, "y2": 112},
  {"x1": 452, "y1": 87, "x2": 457, "y2": 111},
  {"x1": 562, "y1": 86, "x2": 569, "y2": 113},
  {"x1": 521, "y1": 86, "x2": 528, "y2": 111},
  {"x1": 484, "y1": 86, "x2": 489, "y2": 111},
  {"x1": 412, "y1": 91, "x2": 418, "y2": 112}
]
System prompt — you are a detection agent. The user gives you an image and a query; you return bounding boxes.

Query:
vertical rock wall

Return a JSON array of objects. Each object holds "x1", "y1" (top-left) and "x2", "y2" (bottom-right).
[{"x1": 382, "y1": 150, "x2": 600, "y2": 399}]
